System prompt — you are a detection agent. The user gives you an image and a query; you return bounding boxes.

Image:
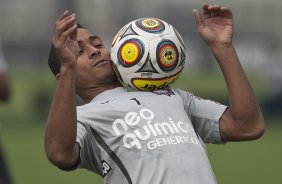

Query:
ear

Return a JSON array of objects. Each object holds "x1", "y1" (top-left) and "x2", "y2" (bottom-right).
[{"x1": 55, "y1": 73, "x2": 60, "y2": 80}]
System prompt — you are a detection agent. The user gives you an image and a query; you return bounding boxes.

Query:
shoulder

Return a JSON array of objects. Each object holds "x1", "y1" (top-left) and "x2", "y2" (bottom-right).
[{"x1": 170, "y1": 87, "x2": 195, "y2": 99}]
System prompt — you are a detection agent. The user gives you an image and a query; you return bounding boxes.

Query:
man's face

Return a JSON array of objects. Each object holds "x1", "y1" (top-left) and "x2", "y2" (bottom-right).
[{"x1": 75, "y1": 28, "x2": 116, "y2": 90}]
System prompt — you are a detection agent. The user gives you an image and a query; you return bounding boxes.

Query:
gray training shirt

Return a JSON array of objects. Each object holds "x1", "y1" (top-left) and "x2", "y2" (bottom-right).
[{"x1": 75, "y1": 87, "x2": 227, "y2": 184}]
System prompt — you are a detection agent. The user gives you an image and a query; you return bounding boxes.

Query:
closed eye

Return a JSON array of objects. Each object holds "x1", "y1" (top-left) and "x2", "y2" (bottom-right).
[{"x1": 95, "y1": 44, "x2": 103, "y2": 48}]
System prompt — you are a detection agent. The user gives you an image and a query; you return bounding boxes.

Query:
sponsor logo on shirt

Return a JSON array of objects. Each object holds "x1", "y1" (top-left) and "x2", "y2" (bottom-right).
[{"x1": 112, "y1": 108, "x2": 199, "y2": 150}]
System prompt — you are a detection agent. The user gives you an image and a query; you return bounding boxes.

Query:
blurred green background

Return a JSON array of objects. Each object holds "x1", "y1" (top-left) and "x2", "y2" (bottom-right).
[
  {"x1": 1, "y1": 0, "x2": 282, "y2": 183},
  {"x1": 0, "y1": 69, "x2": 281, "y2": 184}
]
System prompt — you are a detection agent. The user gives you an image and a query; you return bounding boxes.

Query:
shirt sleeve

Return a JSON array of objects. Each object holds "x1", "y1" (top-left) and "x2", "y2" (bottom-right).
[
  {"x1": 174, "y1": 88, "x2": 228, "y2": 144},
  {"x1": 75, "y1": 121, "x2": 102, "y2": 175}
]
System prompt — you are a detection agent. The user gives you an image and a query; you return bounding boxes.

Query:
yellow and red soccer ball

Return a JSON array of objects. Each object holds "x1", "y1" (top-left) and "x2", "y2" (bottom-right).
[{"x1": 111, "y1": 17, "x2": 186, "y2": 91}]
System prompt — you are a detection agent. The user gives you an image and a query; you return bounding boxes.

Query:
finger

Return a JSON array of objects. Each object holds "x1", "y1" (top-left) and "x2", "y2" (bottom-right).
[
  {"x1": 53, "y1": 19, "x2": 77, "y2": 48},
  {"x1": 56, "y1": 13, "x2": 76, "y2": 32},
  {"x1": 213, "y1": 5, "x2": 221, "y2": 16},
  {"x1": 192, "y1": 9, "x2": 205, "y2": 34},
  {"x1": 57, "y1": 23, "x2": 78, "y2": 46},
  {"x1": 220, "y1": 7, "x2": 233, "y2": 18},
  {"x1": 69, "y1": 22, "x2": 78, "y2": 41},
  {"x1": 207, "y1": 5, "x2": 216, "y2": 17},
  {"x1": 54, "y1": 11, "x2": 72, "y2": 38},
  {"x1": 202, "y1": 3, "x2": 211, "y2": 19},
  {"x1": 57, "y1": 13, "x2": 76, "y2": 26},
  {"x1": 209, "y1": 5, "x2": 219, "y2": 17},
  {"x1": 54, "y1": 14, "x2": 76, "y2": 40},
  {"x1": 60, "y1": 23, "x2": 77, "y2": 41},
  {"x1": 56, "y1": 11, "x2": 70, "y2": 23}
]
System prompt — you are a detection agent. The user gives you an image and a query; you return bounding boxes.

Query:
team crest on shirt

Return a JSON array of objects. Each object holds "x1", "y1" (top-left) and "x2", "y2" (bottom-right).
[{"x1": 152, "y1": 88, "x2": 175, "y2": 96}]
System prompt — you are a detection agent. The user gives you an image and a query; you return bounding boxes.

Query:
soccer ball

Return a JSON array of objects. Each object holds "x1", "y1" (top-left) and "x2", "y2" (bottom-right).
[{"x1": 111, "y1": 17, "x2": 186, "y2": 91}]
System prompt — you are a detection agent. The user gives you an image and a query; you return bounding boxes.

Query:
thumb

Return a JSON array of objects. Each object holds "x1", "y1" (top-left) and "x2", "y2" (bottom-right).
[{"x1": 192, "y1": 9, "x2": 205, "y2": 34}]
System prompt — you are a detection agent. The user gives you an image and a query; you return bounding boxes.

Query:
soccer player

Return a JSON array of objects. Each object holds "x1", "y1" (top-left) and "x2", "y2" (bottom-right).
[
  {"x1": 0, "y1": 38, "x2": 12, "y2": 184},
  {"x1": 45, "y1": 3, "x2": 265, "y2": 184}
]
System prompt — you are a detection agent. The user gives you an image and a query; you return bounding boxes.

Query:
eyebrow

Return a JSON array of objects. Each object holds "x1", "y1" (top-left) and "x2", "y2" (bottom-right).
[{"x1": 78, "y1": 35, "x2": 102, "y2": 46}]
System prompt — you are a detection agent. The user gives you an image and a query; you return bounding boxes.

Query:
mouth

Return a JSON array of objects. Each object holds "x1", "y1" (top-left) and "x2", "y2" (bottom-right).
[{"x1": 92, "y1": 59, "x2": 108, "y2": 67}]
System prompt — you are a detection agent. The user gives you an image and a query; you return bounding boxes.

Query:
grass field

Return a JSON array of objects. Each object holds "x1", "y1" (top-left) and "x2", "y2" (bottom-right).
[{"x1": 0, "y1": 69, "x2": 280, "y2": 184}]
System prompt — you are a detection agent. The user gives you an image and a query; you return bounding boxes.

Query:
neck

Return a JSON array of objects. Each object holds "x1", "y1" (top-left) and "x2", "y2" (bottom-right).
[{"x1": 77, "y1": 82, "x2": 123, "y2": 103}]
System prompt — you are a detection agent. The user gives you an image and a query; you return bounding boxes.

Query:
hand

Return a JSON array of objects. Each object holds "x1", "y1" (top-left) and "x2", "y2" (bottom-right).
[
  {"x1": 52, "y1": 11, "x2": 79, "y2": 70},
  {"x1": 193, "y1": 3, "x2": 233, "y2": 49}
]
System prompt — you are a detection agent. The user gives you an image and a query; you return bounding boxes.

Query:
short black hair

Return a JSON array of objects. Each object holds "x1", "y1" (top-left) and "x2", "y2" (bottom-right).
[{"x1": 48, "y1": 24, "x2": 85, "y2": 76}]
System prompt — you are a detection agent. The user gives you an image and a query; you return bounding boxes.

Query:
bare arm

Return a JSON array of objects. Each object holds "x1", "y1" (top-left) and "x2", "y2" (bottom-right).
[
  {"x1": 193, "y1": 4, "x2": 265, "y2": 142},
  {"x1": 44, "y1": 11, "x2": 80, "y2": 168}
]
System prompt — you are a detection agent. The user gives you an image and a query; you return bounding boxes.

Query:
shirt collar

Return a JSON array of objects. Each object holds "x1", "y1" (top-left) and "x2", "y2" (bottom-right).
[{"x1": 90, "y1": 87, "x2": 127, "y2": 103}]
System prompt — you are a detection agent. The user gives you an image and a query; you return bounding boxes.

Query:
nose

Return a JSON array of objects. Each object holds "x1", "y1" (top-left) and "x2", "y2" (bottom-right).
[{"x1": 86, "y1": 45, "x2": 100, "y2": 58}]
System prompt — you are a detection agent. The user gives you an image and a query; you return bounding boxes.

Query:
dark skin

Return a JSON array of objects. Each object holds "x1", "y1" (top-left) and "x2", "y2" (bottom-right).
[
  {"x1": 45, "y1": 4, "x2": 264, "y2": 169},
  {"x1": 193, "y1": 4, "x2": 264, "y2": 141},
  {"x1": 45, "y1": 11, "x2": 121, "y2": 167}
]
